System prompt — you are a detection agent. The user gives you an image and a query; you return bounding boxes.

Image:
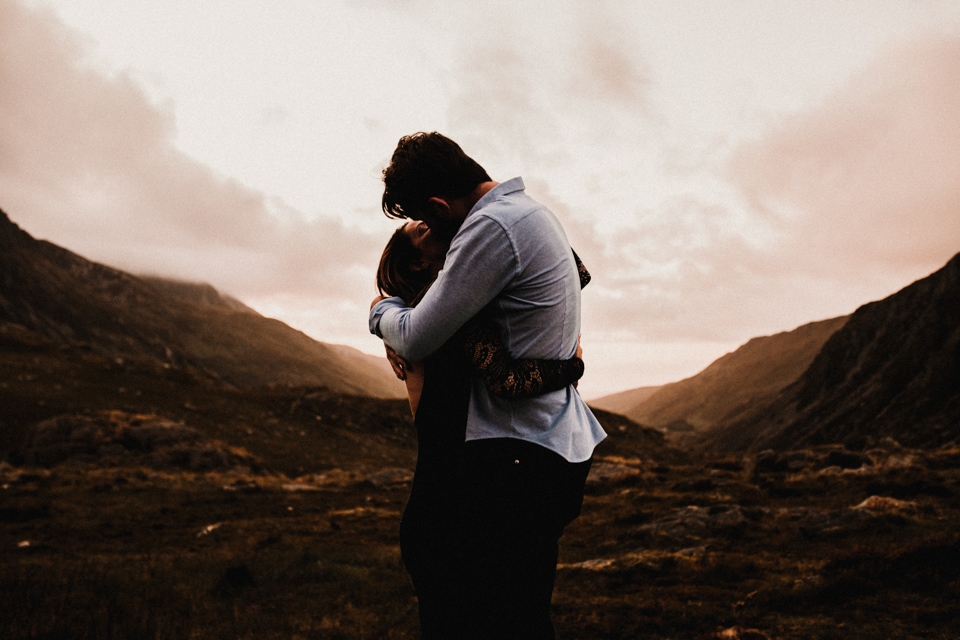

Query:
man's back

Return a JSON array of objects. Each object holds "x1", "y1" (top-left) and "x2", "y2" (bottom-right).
[
  {"x1": 465, "y1": 190, "x2": 581, "y2": 359},
  {"x1": 451, "y1": 178, "x2": 604, "y2": 462}
]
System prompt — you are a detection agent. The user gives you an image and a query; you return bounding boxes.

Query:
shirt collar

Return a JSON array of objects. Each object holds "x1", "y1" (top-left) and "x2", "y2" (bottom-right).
[{"x1": 467, "y1": 177, "x2": 525, "y2": 218}]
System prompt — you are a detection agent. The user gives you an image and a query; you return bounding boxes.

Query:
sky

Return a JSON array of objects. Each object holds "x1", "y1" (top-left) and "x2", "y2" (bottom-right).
[{"x1": 3, "y1": 0, "x2": 960, "y2": 399}]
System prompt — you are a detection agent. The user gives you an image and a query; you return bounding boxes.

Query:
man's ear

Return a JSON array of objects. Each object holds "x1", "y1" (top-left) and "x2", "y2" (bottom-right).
[{"x1": 427, "y1": 196, "x2": 451, "y2": 218}]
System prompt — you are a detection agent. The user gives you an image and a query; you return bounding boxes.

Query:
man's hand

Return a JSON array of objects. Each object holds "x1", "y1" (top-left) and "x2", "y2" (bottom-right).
[{"x1": 385, "y1": 344, "x2": 412, "y2": 381}]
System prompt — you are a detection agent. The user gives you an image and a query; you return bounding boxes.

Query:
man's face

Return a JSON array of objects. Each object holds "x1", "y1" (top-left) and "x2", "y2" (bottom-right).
[{"x1": 411, "y1": 198, "x2": 462, "y2": 243}]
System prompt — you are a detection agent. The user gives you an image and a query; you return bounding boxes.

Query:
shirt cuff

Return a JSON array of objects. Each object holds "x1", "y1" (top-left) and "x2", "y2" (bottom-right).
[{"x1": 368, "y1": 296, "x2": 406, "y2": 338}]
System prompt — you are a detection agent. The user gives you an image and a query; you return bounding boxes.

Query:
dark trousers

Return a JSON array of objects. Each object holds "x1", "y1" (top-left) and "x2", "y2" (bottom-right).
[
  {"x1": 401, "y1": 438, "x2": 591, "y2": 640},
  {"x1": 459, "y1": 438, "x2": 592, "y2": 640}
]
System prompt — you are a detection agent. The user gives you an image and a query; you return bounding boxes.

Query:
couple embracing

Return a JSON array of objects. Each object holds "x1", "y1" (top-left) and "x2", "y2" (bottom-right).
[{"x1": 369, "y1": 132, "x2": 606, "y2": 639}]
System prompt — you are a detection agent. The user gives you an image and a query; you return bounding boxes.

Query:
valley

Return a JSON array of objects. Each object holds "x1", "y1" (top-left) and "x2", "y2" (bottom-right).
[{"x1": 2, "y1": 211, "x2": 959, "y2": 639}]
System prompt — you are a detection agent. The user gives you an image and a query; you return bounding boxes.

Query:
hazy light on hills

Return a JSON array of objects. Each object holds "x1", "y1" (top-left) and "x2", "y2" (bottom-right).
[{"x1": 3, "y1": 1, "x2": 960, "y2": 396}]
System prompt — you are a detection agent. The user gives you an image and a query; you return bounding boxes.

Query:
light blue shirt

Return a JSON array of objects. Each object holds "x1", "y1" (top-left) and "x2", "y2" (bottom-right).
[{"x1": 369, "y1": 178, "x2": 606, "y2": 462}]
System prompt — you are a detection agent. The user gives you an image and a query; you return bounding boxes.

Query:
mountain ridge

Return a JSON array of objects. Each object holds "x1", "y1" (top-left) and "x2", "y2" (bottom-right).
[
  {"x1": 594, "y1": 316, "x2": 848, "y2": 433},
  {"x1": 589, "y1": 385, "x2": 661, "y2": 415},
  {"x1": 0, "y1": 207, "x2": 404, "y2": 398},
  {"x1": 702, "y1": 251, "x2": 960, "y2": 452}
]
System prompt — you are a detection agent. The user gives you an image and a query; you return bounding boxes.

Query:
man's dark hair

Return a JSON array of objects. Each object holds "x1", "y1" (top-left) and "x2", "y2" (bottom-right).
[{"x1": 381, "y1": 132, "x2": 491, "y2": 220}]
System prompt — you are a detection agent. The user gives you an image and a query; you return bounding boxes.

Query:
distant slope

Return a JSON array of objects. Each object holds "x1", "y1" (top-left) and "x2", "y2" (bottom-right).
[
  {"x1": 620, "y1": 317, "x2": 848, "y2": 432},
  {"x1": 589, "y1": 386, "x2": 661, "y2": 415},
  {"x1": 326, "y1": 343, "x2": 399, "y2": 385},
  {"x1": 703, "y1": 252, "x2": 960, "y2": 452},
  {"x1": 0, "y1": 318, "x2": 685, "y2": 467},
  {"x1": 139, "y1": 277, "x2": 258, "y2": 314},
  {"x1": 0, "y1": 208, "x2": 404, "y2": 398}
]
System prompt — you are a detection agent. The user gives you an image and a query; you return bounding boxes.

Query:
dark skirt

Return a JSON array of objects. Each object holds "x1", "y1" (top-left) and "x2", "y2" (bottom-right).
[{"x1": 399, "y1": 336, "x2": 471, "y2": 639}]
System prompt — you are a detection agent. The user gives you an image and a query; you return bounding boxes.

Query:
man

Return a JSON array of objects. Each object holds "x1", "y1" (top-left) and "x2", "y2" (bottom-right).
[{"x1": 369, "y1": 132, "x2": 606, "y2": 639}]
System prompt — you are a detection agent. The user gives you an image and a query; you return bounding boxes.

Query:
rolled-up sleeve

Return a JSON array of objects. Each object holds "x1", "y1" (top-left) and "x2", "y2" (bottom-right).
[
  {"x1": 368, "y1": 215, "x2": 518, "y2": 362},
  {"x1": 368, "y1": 296, "x2": 405, "y2": 338}
]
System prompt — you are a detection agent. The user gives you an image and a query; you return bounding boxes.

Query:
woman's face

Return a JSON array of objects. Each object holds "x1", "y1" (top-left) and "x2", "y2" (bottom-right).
[{"x1": 403, "y1": 220, "x2": 448, "y2": 275}]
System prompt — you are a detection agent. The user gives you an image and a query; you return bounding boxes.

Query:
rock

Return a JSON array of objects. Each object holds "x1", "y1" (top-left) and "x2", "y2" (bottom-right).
[
  {"x1": 825, "y1": 449, "x2": 871, "y2": 469},
  {"x1": 223, "y1": 480, "x2": 262, "y2": 492},
  {"x1": 852, "y1": 495, "x2": 919, "y2": 515},
  {"x1": 637, "y1": 504, "x2": 751, "y2": 539},
  {"x1": 817, "y1": 466, "x2": 844, "y2": 477},
  {"x1": 121, "y1": 420, "x2": 201, "y2": 451},
  {"x1": 587, "y1": 462, "x2": 640, "y2": 485},
  {"x1": 281, "y1": 483, "x2": 321, "y2": 492},
  {"x1": 876, "y1": 437, "x2": 903, "y2": 451},
  {"x1": 365, "y1": 467, "x2": 413, "y2": 487},
  {"x1": 757, "y1": 449, "x2": 819, "y2": 473},
  {"x1": 296, "y1": 469, "x2": 365, "y2": 487},
  {"x1": 716, "y1": 627, "x2": 770, "y2": 640},
  {"x1": 557, "y1": 558, "x2": 616, "y2": 571},
  {"x1": 927, "y1": 446, "x2": 960, "y2": 469},
  {"x1": 186, "y1": 446, "x2": 231, "y2": 471},
  {"x1": 774, "y1": 506, "x2": 866, "y2": 537},
  {"x1": 881, "y1": 454, "x2": 918, "y2": 470}
]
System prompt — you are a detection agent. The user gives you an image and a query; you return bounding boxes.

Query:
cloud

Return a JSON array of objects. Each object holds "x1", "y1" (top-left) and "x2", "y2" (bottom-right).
[
  {"x1": 444, "y1": 3, "x2": 655, "y2": 177},
  {"x1": 0, "y1": 0, "x2": 384, "y2": 306},
  {"x1": 729, "y1": 35, "x2": 960, "y2": 276},
  {"x1": 431, "y1": 6, "x2": 815, "y2": 344},
  {"x1": 578, "y1": 35, "x2": 960, "y2": 345}
]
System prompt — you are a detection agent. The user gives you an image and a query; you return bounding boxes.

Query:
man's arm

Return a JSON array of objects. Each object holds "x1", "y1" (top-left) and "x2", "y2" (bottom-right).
[{"x1": 369, "y1": 215, "x2": 518, "y2": 362}]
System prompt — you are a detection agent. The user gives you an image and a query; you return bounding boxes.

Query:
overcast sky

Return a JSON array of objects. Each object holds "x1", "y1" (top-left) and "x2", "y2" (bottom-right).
[{"x1": 3, "y1": 0, "x2": 960, "y2": 398}]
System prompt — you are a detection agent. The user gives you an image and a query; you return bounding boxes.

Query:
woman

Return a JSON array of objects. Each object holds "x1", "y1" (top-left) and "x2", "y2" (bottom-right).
[{"x1": 375, "y1": 221, "x2": 590, "y2": 639}]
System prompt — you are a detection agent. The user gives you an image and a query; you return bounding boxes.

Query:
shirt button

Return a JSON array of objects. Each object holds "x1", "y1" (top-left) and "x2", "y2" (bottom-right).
[{"x1": 514, "y1": 459, "x2": 520, "y2": 465}]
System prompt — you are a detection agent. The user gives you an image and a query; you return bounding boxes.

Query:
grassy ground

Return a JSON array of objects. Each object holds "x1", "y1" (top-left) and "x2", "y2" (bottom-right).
[
  {"x1": 2, "y1": 446, "x2": 959, "y2": 639},
  {"x1": 1, "y1": 468, "x2": 418, "y2": 639},
  {"x1": 2, "y1": 342, "x2": 959, "y2": 638},
  {"x1": 554, "y1": 450, "x2": 960, "y2": 639}
]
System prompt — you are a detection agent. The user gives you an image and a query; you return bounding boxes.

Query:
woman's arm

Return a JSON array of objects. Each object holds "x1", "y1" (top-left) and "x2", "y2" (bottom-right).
[
  {"x1": 462, "y1": 320, "x2": 584, "y2": 398},
  {"x1": 464, "y1": 250, "x2": 592, "y2": 398}
]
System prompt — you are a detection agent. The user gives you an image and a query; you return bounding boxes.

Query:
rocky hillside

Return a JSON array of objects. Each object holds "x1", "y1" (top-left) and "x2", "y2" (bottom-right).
[
  {"x1": 0, "y1": 208, "x2": 403, "y2": 398},
  {"x1": 703, "y1": 251, "x2": 960, "y2": 452},
  {"x1": 596, "y1": 316, "x2": 848, "y2": 433}
]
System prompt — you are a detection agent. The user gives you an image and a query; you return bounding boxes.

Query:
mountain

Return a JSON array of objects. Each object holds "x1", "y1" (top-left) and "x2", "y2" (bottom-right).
[
  {"x1": 596, "y1": 316, "x2": 848, "y2": 433},
  {"x1": 138, "y1": 277, "x2": 258, "y2": 314},
  {"x1": 703, "y1": 252, "x2": 960, "y2": 452},
  {"x1": 0, "y1": 208, "x2": 404, "y2": 398},
  {"x1": 589, "y1": 385, "x2": 661, "y2": 415}
]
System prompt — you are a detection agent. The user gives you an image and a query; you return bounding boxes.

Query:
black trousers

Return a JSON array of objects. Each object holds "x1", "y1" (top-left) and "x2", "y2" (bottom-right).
[
  {"x1": 401, "y1": 438, "x2": 591, "y2": 640},
  {"x1": 459, "y1": 438, "x2": 592, "y2": 640}
]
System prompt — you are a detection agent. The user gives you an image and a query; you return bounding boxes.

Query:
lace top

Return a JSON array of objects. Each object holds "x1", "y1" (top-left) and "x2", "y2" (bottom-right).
[{"x1": 462, "y1": 250, "x2": 591, "y2": 398}]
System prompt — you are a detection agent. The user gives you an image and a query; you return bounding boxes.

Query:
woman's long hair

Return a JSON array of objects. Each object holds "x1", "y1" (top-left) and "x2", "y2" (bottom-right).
[{"x1": 376, "y1": 226, "x2": 436, "y2": 306}]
